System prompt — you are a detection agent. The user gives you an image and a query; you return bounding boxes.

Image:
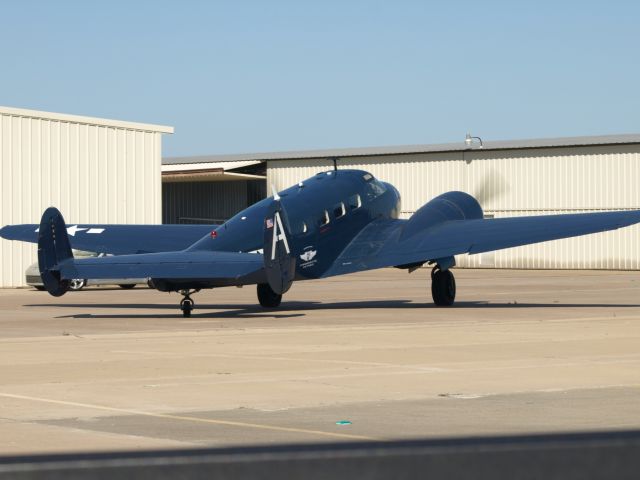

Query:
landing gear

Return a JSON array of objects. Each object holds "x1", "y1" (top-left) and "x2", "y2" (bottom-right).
[
  {"x1": 179, "y1": 289, "x2": 197, "y2": 317},
  {"x1": 431, "y1": 267, "x2": 456, "y2": 306},
  {"x1": 69, "y1": 279, "x2": 86, "y2": 291},
  {"x1": 257, "y1": 283, "x2": 282, "y2": 308}
]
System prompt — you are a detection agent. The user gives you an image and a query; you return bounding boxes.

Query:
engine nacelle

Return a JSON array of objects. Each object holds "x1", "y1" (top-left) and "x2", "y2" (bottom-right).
[{"x1": 401, "y1": 191, "x2": 483, "y2": 241}]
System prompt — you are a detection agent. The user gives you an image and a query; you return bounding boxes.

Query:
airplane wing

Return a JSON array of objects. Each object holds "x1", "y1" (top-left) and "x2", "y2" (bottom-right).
[
  {"x1": 0, "y1": 223, "x2": 217, "y2": 254},
  {"x1": 323, "y1": 210, "x2": 640, "y2": 277}
]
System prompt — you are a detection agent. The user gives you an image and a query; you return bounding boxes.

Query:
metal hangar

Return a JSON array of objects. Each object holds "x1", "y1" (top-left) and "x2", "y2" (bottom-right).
[
  {"x1": 169, "y1": 133, "x2": 640, "y2": 270},
  {"x1": 0, "y1": 106, "x2": 173, "y2": 287}
]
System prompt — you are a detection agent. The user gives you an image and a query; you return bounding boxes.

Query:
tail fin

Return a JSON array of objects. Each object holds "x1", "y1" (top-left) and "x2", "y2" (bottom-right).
[
  {"x1": 263, "y1": 194, "x2": 296, "y2": 295},
  {"x1": 37, "y1": 207, "x2": 73, "y2": 297}
]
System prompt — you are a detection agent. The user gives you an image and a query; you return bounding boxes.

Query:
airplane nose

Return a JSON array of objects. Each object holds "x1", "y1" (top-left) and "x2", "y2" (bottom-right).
[{"x1": 385, "y1": 182, "x2": 400, "y2": 200}]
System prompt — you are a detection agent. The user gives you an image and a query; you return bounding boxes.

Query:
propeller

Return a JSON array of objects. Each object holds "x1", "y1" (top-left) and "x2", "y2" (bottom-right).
[{"x1": 472, "y1": 168, "x2": 508, "y2": 209}]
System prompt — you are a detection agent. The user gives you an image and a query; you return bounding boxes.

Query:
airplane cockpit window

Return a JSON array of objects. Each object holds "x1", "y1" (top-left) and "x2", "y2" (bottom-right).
[
  {"x1": 333, "y1": 202, "x2": 346, "y2": 219},
  {"x1": 318, "y1": 210, "x2": 330, "y2": 226},
  {"x1": 365, "y1": 179, "x2": 387, "y2": 201},
  {"x1": 348, "y1": 194, "x2": 362, "y2": 210}
]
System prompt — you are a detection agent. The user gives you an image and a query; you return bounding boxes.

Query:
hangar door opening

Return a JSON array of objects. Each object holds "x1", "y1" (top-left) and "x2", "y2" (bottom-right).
[{"x1": 161, "y1": 159, "x2": 266, "y2": 224}]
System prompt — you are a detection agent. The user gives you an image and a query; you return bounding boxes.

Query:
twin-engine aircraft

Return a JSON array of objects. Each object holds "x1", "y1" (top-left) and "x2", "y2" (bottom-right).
[{"x1": 2, "y1": 168, "x2": 640, "y2": 316}]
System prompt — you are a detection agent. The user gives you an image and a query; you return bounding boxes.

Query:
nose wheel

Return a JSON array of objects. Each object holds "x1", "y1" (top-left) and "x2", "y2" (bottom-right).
[{"x1": 179, "y1": 289, "x2": 198, "y2": 317}]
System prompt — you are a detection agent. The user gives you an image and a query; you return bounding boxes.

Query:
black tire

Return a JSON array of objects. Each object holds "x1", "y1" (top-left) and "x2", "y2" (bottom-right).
[
  {"x1": 180, "y1": 298, "x2": 193, "y2": 317},
  {"x1": 257, "y1": 283, "x2": 282, "y2": 308},
  {"x1": 118, "y1": 284, "x2": 136, "y2": 289},
  {"x1": 69, "y1": 279, "x2": 86, "y2": 291},
  {"x1": 431, "y1": 269, "x2": 456, "y2": 306}
]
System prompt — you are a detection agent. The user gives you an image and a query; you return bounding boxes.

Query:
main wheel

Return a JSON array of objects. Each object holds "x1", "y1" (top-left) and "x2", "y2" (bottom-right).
[
  {"x1": 69, "y1": 279, "x2": 86, "y2": 291},
  {"x1": 257, "y1": 283, "x2": 282, "y2": 308},
  {"x1": 431, "y1": 269, "x2": 456, "y2": 306}
]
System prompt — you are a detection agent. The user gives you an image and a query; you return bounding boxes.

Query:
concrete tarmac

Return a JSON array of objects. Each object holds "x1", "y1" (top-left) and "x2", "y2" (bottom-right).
[{"x1": 1, "y1": 268, "x2": 640, "y2": 454}]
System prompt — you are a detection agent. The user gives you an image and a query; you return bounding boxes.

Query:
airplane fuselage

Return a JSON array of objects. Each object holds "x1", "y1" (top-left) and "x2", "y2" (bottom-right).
[{"x1": 187, "y1": 169, "x2": 401, "y2": 280}]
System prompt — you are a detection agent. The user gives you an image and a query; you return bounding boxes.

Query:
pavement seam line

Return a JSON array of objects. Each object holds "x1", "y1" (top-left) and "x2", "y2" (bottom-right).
[{"x1": 0, "y1": 392, "x2": 379, "y2": 442}]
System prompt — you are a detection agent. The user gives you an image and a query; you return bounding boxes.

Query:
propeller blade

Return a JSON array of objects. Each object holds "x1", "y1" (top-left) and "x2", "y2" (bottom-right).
[
  {"x1": 271, "y1": 184, "x2": 280, "y2": 201},
  {"x1": 473, "y1": 169, "x2": 508, "y2": 208}
]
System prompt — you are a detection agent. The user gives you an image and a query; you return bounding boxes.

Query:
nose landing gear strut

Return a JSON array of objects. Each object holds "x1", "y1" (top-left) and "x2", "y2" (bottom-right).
[{"x1": 179, "y1": 289, "x2": 199, "y2": 317}]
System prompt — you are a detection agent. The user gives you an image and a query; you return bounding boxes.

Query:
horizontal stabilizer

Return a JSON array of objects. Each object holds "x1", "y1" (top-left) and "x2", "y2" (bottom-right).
[{"x1": 57, "y1": 250, "x2": 265, "y2": 286}]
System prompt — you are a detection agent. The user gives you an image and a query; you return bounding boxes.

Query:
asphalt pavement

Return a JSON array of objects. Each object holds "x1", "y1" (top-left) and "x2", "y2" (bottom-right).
[{"x1": 1, "y1": 268, "x2": 639, "y2": 454}]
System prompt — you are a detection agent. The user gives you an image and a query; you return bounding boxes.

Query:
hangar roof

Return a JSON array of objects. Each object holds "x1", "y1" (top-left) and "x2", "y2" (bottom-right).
[
  {"x1": 162, "y1": 160, "x2": 265, "y2": 182},
  {"x1": 163, "y1": 132, "x2": 640, "y2": 165},
  {"x1": 0, "y1": 105, "x2": 174, "y2": 133}
]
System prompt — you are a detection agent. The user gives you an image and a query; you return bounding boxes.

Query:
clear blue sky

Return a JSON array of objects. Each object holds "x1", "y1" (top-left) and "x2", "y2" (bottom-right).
[{"x1": 1, "y1": 0, "x2": 639, "y2": 157}]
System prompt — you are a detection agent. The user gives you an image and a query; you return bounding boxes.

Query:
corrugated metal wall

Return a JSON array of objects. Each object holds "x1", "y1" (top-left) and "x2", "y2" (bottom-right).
[
  {"x1": 162, "y1": 180, "x2": 264, "y2": 224},
  {"x1": 267, "y1": 143, "x2": 640, "y2": 270},
  {"x1": 0, "y1": 107, "x2": 169, "y2": 287}
]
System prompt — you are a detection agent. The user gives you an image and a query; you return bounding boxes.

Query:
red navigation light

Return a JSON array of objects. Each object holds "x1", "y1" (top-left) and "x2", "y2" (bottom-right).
[{"x1": 210, "y1": 230, "x2": 218, "y2": 239}]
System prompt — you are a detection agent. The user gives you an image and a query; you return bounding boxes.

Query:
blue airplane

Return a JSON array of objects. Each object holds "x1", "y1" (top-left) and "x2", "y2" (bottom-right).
[{"x1": 2, "y1": 168, "x2": 640, "y2": 316}]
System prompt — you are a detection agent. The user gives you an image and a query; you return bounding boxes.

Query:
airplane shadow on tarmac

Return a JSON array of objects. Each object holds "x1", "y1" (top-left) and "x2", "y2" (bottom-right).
[{"x1": 24, "y1": 299, "x2": 640, "y2": 320}]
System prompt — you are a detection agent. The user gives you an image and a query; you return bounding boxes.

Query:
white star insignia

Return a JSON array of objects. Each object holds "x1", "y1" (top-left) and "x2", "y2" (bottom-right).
[{"x1": 66, "y1": 225, "x2": 88, "y2": 236}]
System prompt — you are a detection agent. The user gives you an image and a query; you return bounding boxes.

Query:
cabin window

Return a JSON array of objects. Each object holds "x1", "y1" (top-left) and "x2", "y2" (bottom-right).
[
  {"x1": 293, "y1": 220, "x2": 308, "y2": 234},
  {"x1": 318, "y1": 210, "x2": 330, "y2": 226},
  {"x1": 348, "y1": 194, "x2": 362, "y2": 210},
  {"x1": 333, "y1": 202, "x2": 346, "y2": 219}
]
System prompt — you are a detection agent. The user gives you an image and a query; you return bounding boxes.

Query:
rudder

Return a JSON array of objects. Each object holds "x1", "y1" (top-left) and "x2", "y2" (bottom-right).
[{"x1": 37, "y1": 207, "x2": 73, "y2": 297}]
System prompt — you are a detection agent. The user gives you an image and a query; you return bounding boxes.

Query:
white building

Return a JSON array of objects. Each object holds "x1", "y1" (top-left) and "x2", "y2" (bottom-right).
[
  {"x1": 0, "y1": 106, "x2": 173, "y2": 287},
  {"x1": 168, "y1": 134, "x2": 640, "y2": 270}
]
